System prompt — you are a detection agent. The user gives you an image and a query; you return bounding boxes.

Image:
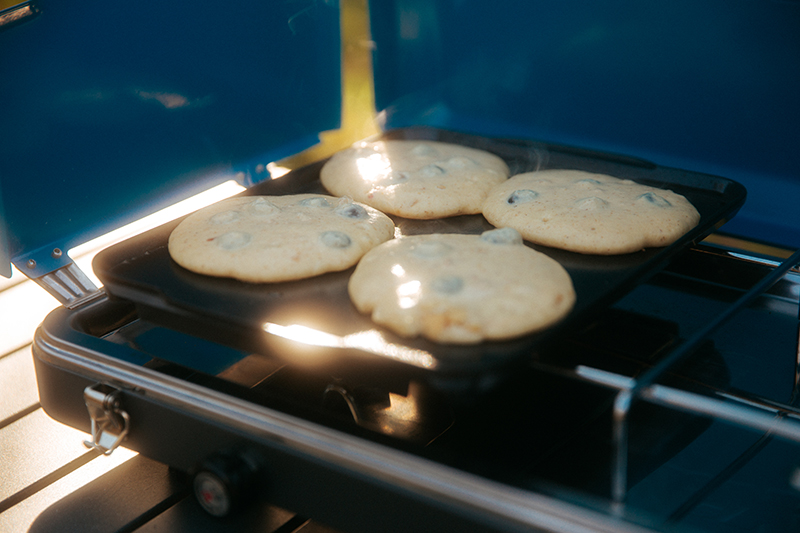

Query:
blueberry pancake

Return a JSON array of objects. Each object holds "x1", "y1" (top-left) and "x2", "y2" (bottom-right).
[
  {"x1": 168, "y1": 194, "x2": 395, "y2": 283},
  {"x1": 482, "y1": 169, "x2": 700, "y2": 255},
  {"x1": 320, "y1": 139, "x2": 510, "y2": 219},
  {"x1": 348, "y1": 228, "x2": 575, "y2": 344}
]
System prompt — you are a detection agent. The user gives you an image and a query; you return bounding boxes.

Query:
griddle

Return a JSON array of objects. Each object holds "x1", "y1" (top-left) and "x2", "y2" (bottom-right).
[{"x1": 93, "y1": 128, "x2": 747, "y2": 388}]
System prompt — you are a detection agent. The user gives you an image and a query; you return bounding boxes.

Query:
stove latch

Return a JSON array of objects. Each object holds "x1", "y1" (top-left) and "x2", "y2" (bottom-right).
[{"x1": 83, "y1": 384, "x2": 130, "y2": 455}]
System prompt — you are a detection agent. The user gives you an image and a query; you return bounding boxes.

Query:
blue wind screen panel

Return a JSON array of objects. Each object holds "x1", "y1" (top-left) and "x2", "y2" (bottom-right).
[
  {"x1": 369, "y1": 0, "x2": 800, "y2": 247},
  {"x1": 0, "y1": 0, "x2": 341, "y2": 277}
]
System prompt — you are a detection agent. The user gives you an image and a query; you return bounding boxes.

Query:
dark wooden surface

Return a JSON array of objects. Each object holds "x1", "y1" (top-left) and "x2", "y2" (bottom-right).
[{"x1": 0, "y1": 253, "x2": 339, "y2": 533}]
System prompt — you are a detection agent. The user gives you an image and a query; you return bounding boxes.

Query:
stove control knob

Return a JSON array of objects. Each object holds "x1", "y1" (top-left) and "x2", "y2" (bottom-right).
[{"x1": 192, "y1": 450, "x2": 261, "y2": 517}]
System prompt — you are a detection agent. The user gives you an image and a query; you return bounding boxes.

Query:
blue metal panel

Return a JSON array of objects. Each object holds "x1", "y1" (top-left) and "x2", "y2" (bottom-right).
[
  {"x1": 370, "y1": 0, "x2": 800, "y2": 247},
  {"x1": 0, "y1": 0, "x2": 341, "y2": 277}
]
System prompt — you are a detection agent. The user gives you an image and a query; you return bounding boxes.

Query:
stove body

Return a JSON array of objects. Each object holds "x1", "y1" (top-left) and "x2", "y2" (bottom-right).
[
  {"x1": 29, "y1": 242, "x2": 800, "y2": 532},
  {"x1": 2, "y1": 1, "x2": 800, "y2": 532}
]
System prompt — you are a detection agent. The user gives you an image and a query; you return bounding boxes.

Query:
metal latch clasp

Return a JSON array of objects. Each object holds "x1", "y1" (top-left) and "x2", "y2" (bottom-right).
[{"x1": 83, "y1": 384, "x2": 130, "y2": 455}]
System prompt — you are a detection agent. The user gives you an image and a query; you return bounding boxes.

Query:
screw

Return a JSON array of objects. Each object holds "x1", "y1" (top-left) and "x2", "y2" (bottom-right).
[
  {"x1": 27, "y1": 259, "x2": 37, "y2": 269},
  {"x1": 52, "y1": 248, "x2": 63, "y2": 259}
]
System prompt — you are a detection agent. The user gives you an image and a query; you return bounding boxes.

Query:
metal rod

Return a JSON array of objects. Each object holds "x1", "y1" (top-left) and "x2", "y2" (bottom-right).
[
  {"x1": 611, "y1": 390, "x2": 632, "y2": 506},
  {"x1": 575, "y1": 366, "x2": 800, "y2": 438},
  {"x1": 633, "y1": 247, "x2": 800, "y2": 395},
  {"x1": 792, "y1": 325, "x2": 800, "y2": 407},
  {"x1": 610, "y1": 247, "x2": 800, "y2": 505}
]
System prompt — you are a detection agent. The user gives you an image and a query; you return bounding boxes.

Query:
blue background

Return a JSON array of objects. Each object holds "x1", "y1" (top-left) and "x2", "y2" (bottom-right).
[
  {"x1": 370, "y1": 0, "x2": 800, "y2": 247},
  {"x1": 2, "y1": 0, "x2": 799, "y2": 279},
  {"x1": 0, "y1": 0, "x2": 341, "y2": 276}
]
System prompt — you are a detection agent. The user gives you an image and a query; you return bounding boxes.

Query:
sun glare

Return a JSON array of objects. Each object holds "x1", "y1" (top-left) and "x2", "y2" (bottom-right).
[
  {"x1": 355, "y1": 152, "x2": 391, "y2": 182},
  {"x1": 390, "y1": 264, "x2": 406, "y2": 277},
  {"x1": 262, "y1": 322, "x2": 436, "y2": 369},
  {"x1": 396, "y1": 280, "x2": 421, "y2": 309}
]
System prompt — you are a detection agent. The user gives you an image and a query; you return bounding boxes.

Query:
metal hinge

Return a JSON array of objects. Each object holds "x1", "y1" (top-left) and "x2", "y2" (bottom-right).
[
  {"x1": 83, "y1": 384, "x2": 130, "y2": 455},
  {"x1": 0, "y1": 2, "x2": 40, "y2": 31},
  {"x1": 33, "y1": 262, "x2": 104, "y2": 309}
]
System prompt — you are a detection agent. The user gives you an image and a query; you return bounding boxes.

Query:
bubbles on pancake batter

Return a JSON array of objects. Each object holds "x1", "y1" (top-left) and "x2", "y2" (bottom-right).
[
  {"x1": 299, "y1": 197, "x2": 332, "y2": 208},
  {"x1": 411, "y1": 240, "x2": 453, "y2": 259},
  {"x1": 506, "y1": 189, "x2": 539, "y2": 205},
  {"x1": 320, "y1": 231, "x2": 352, "y2": 248},
  {"x1": 248, "y1": 197, "x2": 280, "y2": 215},
  {"x1": 431, "y1": 275, "x2": 464, "y2": 294},
  {"x1": 441, "y1": 156, "x2": 475, "y2": 169},
  {"x1": 410, "y1": 143, "x2": 439, "y2": 158},
  {"x1": 417, "y1": 164, "x2": 447, "y2": 178},
  {"x1": 636, "y1": 192, "x2": 672, "y2": 207},
  {"x1": 210, "y1": 210, "x2": 240, "y2": 225},
  {"x1": 335, "y1": 202, "x2": 368, "y2": 219},
  {"x1": 480, "y1": 227, "x2": 523, "y2": 245},
  {"x1": 575, "y1": 197, "x2": 609, "y2": 211},
  {"x1": 215, "y1": 231, "x2": 252, "y2": 250},
  {"x1": 378, "y1": 170, "x2": 410, "y2": 185},
  {"x1": 574, "y1": 178, "x2": 604, "y2": 191}
]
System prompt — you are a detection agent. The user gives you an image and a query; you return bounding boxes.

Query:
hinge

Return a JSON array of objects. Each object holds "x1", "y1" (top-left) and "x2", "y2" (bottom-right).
[
  {"x1": 83, "y1": 383, "x2": 130, "y2": 455},
  {"x1": 33, "y1": 262, "x2": 104, "y2": 309},
  {"x1": 0, "y1": 2, "x2": 40, "y2": 31}
]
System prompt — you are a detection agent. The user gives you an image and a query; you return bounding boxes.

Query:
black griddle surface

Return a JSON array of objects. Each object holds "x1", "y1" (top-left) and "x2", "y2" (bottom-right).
[{"x1": 93, "y1": 128, "x2": 746, "y2": 382}]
